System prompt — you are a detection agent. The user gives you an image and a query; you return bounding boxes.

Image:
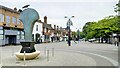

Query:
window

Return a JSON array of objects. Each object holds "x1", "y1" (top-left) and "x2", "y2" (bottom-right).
[
  {"x1": 0, "y1": 30, "x2": 3, "y2": 39},
  {"x1": 32, "y1": 34, "x2": 34, "y2": 41},
  {"x1": 12, "y1": 17, "x2": 17, "y2": 24},
  {"x1": 0, "y1": 30, "x2": 3, "y2": 34},
  {"x1": 0, "y1": 14, "x2": 4, "y2": 22},
  {"x1": 6, "y1": 16, "x2": 10, "y2": 23},
  {"x1": 0, "y1": 35, "x2": 3, "y2": 39},
  {"x1": 44, "y1": 28, "x2": 46, "y2": 32},
  {"x1": 17, "y1": 31, "x2": 20, "y2": 39},
  {"x1": 36, "y1": 25, "x2": 38, "y2": 31},
  {"x1": 17, "y1": 19, "x2": 20, "y2": 25},
  {"x1": 21, "y1": 31, "x2": 24, "y2": 39}
]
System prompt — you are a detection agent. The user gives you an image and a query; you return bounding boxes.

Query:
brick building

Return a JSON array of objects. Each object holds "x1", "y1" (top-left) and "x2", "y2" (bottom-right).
[
  {"x1": 0, "y1": 5, "x2": 24, "y2": 46},
  {"x1": 32, "y1": 16, "x2": 53, "y2": 43}
]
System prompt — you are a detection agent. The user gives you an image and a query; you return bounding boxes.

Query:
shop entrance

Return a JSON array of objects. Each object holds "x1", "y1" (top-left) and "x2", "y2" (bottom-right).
[
  {"x1": 5, "y1": 35, "x2": 16, "y2": 45},
  {"x1": 35, "y1": 33, "x2": 40, "y2": 43}
]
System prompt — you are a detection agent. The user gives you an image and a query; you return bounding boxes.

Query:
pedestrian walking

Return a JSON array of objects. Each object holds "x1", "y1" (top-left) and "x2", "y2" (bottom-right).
[
  {"x1": 73, "y1": 38, "x2": 77, "y2": 44},
  {"x1": 114, "y1": 37, "x2": 118, "y2": 46},
  {"x1": 78, "y1": 38, "x2": 80, "y2": 43}
]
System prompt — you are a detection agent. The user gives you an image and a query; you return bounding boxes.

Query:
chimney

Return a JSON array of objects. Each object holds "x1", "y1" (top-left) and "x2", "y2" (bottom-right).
[
  {"x1": 44, "y1": 16, "x2": 47, "y2": 23},
  {"x1": 57, "y1": 26, "x2": 59, "y2": 30},
  {"x1": 54, "y1": 25, "x2": 56, "y2": 30},
  {"x1": 14, "y1": 7, "x2": 17, "y2": 11},
  {"x1": 60, "y1": 27, "x2": 62, "y2": 30}
]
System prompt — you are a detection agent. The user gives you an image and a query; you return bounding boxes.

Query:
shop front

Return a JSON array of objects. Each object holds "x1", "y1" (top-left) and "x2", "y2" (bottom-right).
[{"x1": 0, "y1": 27, "x2": 24, "y2": 46}]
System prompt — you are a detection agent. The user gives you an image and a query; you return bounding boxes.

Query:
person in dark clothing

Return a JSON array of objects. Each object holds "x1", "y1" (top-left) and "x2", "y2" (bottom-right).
[{"x1": 51, "y1": 37, "x2": 53, "y2": 42}]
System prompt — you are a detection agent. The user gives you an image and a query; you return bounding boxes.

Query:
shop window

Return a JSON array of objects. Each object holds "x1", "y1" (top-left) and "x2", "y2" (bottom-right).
[
  {"x1": 21, "y1": 31, "x2": 24, "y2": 39},
  {"x1": 0, "y1": 30, "x2": 3, "y2": 34},
  {"x1": 0, "y1": 29, "x2": 3, "y2": 40},
  {"x1": 17, "y1": 31, "x2": 20, "y2": 39},
  {"x1": 0, "y1": 35, "x2": 3, "y2": 39}
]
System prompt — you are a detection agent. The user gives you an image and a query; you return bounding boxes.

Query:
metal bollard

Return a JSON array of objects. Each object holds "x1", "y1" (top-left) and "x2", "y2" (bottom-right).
[
  {"x1": 44, "y1": 47, "x2": 46, "y2": 55},
  {"x1": 12, "y1": 46, "x2": 14, "y2": 56},
  {"x1": 23, "y1": 51, "x2": 26, "y2": 66},
  {"x1": 0, "y1": 52, "x2": 1, "y2": 65},
  {"x1": 47, "y1": 50, "x2": 49, "y2": 61},
  {"x1": 0, "y1": 40, "x2": 3, "y2": 66},
  {"x1": 52, "y1": 48, "x2": 54, "y2": 57},
  {"x1": 0, "y1": 64, "x2": 1, "y2": 68}
]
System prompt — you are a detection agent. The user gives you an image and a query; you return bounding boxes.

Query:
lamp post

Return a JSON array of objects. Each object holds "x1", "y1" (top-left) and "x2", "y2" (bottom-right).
[{"x1": 65, "y1": 16, "x2": 74, "y2": 46}]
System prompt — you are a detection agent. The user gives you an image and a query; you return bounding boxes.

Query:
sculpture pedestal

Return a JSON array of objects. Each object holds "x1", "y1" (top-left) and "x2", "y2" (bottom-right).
[
  {"x1": 20, "y1": 41, "x2": 36, "y2": 53},
  {"x1": 16, "y1": 51, "x2": 40, "y2": 60},
  {"x1": 16, "y1": 41, "x2": 40, "y2": 60}
]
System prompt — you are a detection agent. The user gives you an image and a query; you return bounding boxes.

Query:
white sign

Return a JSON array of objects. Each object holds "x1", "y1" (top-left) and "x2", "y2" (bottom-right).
[
  {"x1": 17, "y1": 35, "x2": 20, "y2": 39},
  {"x1": 113, "y1": 34, "x2": 117, "y2": 36},
  {"x1": 0, "y1": 35, "x2": 3, "y2": 39},
  {"x1": 0, "y1": 30, "x2": 3, "y2": 34},
  {"x1": 17, "y1": 31, "x2": 20, "y2": 35}
]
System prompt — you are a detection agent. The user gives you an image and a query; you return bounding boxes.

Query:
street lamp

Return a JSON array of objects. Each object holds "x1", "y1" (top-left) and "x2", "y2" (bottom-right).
[{"x1": 65, "y1": 16, "x2": 74, "y2": 46}]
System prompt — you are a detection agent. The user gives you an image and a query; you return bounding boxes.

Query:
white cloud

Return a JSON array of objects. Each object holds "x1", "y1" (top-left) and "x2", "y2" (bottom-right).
[{"x1": 0, "y1": 1, "x2": 118, "y2": 31}]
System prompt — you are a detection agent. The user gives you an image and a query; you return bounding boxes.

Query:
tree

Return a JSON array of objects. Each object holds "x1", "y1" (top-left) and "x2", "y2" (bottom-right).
[
  {"x1": 82, "y1": 22, "x2": 97, "y2": 40},
  {"x1": 82, "y1": 1, "x2": 120, "y2": 43},
  {"x1": 82, "y1": 15, "x2": 120, "y2": 43}
]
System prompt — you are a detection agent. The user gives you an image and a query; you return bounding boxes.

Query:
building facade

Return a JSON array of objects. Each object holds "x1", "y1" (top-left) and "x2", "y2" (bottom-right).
[
  {"x1": 32, "y1": 16, "x2": 53, "y2": 43},
  {"x1": 0, "y1": 5, "x2": 24, "y2": 46},
  {"x1": 49, "y1": 24, "x2": 68, "y2": 42},
  {"x1": 32, "y1": 20, "x2": 43, "y2": 43},
  {"x1": 42, "y1": 16, "x2": 53, "y2": 43},
  {"x1": 32, "y1": 16, "x2": 69, "y2": 43}
]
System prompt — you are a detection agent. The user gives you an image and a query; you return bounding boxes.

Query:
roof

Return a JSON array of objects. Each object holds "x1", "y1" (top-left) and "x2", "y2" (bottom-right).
[
  {"x1": 36, "y1": 19, "x2": 53, "y2": 30},
  {"x1": 43, "y1": 23, "x2": 53, "y2": 30},
  {"x1": 0, "y1": 5, "x2": 19, "y2": 14},
  {"x1": 36, "y1": 20, "x2": 43, "y2": 24}
]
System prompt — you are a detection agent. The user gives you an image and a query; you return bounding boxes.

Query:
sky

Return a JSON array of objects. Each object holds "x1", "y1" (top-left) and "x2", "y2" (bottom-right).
[{"x1": 0, "y1": 0, "x2": 119, "y2": 31}]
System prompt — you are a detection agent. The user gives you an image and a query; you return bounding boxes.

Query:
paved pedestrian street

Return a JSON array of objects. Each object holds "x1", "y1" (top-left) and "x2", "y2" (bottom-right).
[{"x1": 0, "y1": 41, "x2": 119, "y2": 67}]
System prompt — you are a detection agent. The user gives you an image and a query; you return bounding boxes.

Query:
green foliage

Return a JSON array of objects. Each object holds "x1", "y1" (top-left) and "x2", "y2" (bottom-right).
[
  {"x1": 82, "y1": 15, "x2": 120, "y2": 39},
  {"x1": 79, "y1": 32, "x2": 85, "y2": 38},
  {"x1": 82, "y1": 22, "x2": 97, "y2": 39},
  {"x1": 73, "y1": 31, "x2": 85, "y2": 39},
  {"x1": 82, "y1": 1, "x2": 120, "y2": 40}
]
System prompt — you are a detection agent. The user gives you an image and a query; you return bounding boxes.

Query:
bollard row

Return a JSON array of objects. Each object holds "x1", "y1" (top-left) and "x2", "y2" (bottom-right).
[{"x1": 44, "y1": 47, "x2": 55, "y2": 61}]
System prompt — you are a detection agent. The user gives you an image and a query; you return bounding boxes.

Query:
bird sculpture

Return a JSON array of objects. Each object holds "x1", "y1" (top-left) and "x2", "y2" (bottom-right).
[{"x1": 22, "y1": 4, "x2": 30, "y2": 9}]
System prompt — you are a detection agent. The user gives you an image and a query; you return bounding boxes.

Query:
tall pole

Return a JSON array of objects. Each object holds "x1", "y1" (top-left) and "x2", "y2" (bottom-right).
[
  {"x1": 68, "y1": 24, "x2": 71, "y2": 46},
  {"x1": 117, "y1": 0, "x2": 120, "y2": 46},
  {"x1": 65, "y1": 16, "x2": 74, "y2": 46}
]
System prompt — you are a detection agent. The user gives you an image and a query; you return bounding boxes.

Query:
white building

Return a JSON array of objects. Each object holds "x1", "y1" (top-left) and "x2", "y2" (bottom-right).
[
  {"x1": 32, "y1": 21, "x2": 43, "y2": 43},
  {"x1": 32, "y1": 16, "x2": 54, "y2": 43}
]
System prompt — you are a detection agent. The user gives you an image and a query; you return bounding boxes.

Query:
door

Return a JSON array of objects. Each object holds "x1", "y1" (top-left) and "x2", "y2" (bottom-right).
[
  {"x1": 5, "y1": 35, "x2": 16, "y2": 45},
  {"x1": 9, "y1": 35, "x2": 16, "y2": 45}
]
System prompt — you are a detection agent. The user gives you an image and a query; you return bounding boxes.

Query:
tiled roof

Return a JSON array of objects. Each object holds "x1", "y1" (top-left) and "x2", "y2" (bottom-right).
[
  {"x1": 0, "y1": 5, "x2": 19, "y2": 14},
  {"x1": 43, "y1": 23, "x2": 53, "y2": 30}
]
